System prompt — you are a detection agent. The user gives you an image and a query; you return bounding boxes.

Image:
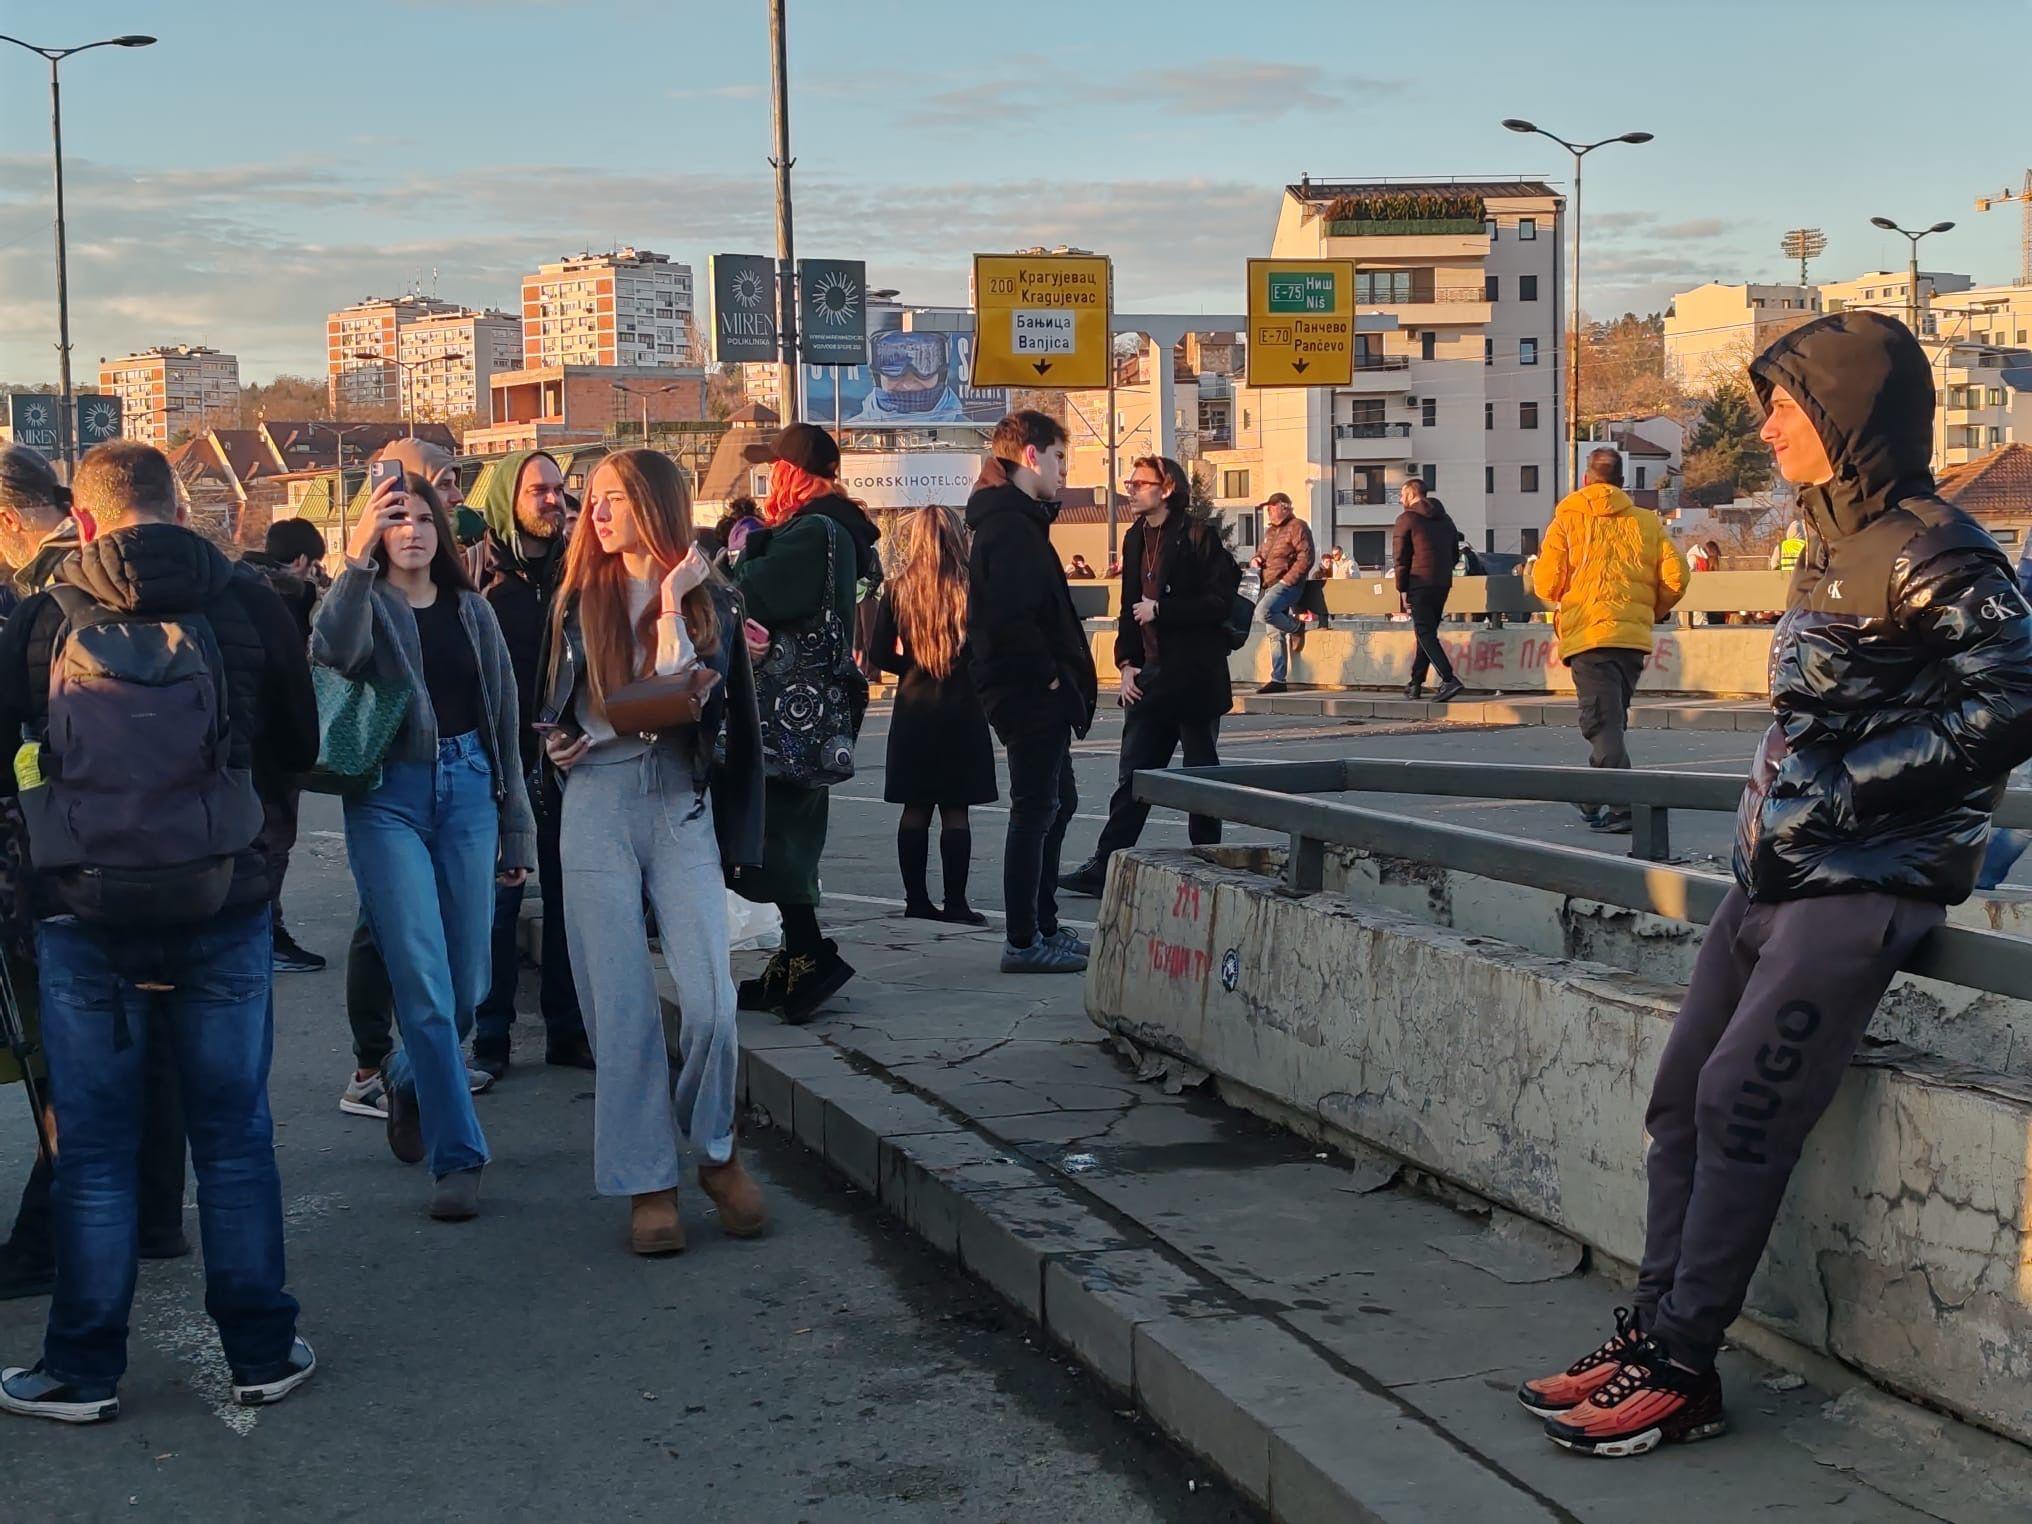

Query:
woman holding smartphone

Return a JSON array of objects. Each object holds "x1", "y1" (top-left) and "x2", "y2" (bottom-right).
[
  {"x1": 311, "y1": 470, "x2": 534, "y2": 1222},
  {"x1": 539, "y1": 449, "x2": 766, "y2": 1256}
]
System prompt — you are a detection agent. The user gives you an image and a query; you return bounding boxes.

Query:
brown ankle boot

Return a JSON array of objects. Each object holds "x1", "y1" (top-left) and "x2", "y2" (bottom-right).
[
  {"x1": 629, "y1": 1189, "x2": 685, "y2": 1256},
  {"x1": 697, "y1": 1155, "x2": 767, "y2": 1238}
]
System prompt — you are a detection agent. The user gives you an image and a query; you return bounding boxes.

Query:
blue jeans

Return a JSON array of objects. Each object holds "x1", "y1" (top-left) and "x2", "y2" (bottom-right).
[
  {"x1": 1980, "y1": 827, "x2": 2032, "y2": 890},
  {"x1": 1255, "y1": 581, "x2": 1304, "y2": 682},
  {"x1": 343, "y1": 732, "x2": 496, "y2": 1179},
  {"x1": 35, "y1": 903, "x2": 296, "y2": 1388}
]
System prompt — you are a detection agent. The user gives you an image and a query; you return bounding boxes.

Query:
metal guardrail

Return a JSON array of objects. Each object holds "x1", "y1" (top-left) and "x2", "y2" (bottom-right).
[{"x1": 1132, "y1": 759, "x2": 2032, "y2": 1002}]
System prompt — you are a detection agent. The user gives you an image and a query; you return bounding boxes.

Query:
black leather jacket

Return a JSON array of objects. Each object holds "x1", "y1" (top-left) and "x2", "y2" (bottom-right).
[
  {"x1": 1736, "y1": 312, "x2": 2032, "y2": 904},
  {"x1": 538, "y1": 581, "x2": 765, "y2": 877}
]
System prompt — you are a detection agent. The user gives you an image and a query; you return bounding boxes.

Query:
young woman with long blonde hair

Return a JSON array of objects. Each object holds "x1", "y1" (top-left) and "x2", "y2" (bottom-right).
[
  {"x1": 870, "y1": 504, "x2": 995, "y2": 923},
  {"x1": 538, "y1": 449, "x2": 767, "y2": 1256}
]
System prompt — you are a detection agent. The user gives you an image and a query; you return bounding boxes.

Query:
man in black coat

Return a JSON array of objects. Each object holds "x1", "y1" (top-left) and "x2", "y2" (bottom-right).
[
  {"x1": 1524, "y1": 312, "x2": 2032, "y2": 1459},
  {"x1": 1061, "y1": 456, "x2": 1238, "y2": 897},
  {"x1": 965, "y1": 411, "x2": 1096, "y2": 974},
  {"x1": 1392, "y1": 480, "x2": 1462, "y2": 701}
]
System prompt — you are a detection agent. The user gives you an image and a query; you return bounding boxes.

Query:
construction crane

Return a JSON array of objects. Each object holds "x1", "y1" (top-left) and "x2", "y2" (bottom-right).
[{"x1": 1975, "y1": 170, "x2": 2031, "y2": 287}]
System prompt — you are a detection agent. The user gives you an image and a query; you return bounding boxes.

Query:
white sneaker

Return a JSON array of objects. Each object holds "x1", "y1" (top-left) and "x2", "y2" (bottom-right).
[
  {"x1": 339, "y1": 1070, "x2": 388, "y2": 1119},
  {"x1": 466, "y1": 1066, "x2": 494, "y2": 1095}
]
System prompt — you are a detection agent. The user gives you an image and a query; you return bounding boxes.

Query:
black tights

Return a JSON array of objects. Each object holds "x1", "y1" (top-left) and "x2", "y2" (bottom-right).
[
  {"x1": 781, "y1": 903, "x2": 824, "y2": 960},
  {"x1": 899, "y1": 803, "x2": 971, "y2": 833},
  {"x1": 897, "y1": 805, "x2": 976, "y2": 912}
]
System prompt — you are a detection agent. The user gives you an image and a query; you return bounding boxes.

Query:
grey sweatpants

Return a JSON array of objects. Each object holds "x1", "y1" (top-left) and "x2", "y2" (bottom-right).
[
  {"x1": 560, "y1": 747, "x2": 739, "y2": 1195},
  {"x1": 1636, "y1": 884, "x2": 1942, "y2": 1366}
]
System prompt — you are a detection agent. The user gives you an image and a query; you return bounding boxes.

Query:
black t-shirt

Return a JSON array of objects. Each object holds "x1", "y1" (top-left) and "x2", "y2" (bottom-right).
[{"x1": 412, "y1": 590, "x2": 481, "y2": 739}]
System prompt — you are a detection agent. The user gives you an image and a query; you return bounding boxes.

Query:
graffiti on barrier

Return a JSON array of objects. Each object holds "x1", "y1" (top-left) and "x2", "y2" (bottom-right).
[{"x1": 1148, "y1": 935, "x2": 1211, "y2": 983}]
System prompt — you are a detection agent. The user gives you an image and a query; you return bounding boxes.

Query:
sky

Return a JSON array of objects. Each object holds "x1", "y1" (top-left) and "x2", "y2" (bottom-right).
[{"x1": 1, "y1": 0, "x2": 2027, "y2": 384}]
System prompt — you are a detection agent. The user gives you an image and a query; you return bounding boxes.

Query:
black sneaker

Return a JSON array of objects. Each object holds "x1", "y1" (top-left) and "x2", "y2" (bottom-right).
[
  {"x1": 231, "y1": 1337, "x2": 316, "y2": 1407},
  {"x1": 272, "y1": 928, "x2": 327, "y2": 974},
  {"x1": 1256, "y1": 680, "x2": 1288, "y2": 696},
  {"x1": 1591, "y1": 812, "x2": 1634, "y2": 835},
  {"x1": 386, "y1": 1081, "x2": 424, "y2": 1166},
  {"x1": 779, "y1": 942, "x2": 855, "y2": 1025},
  {"x1": 544, "y1": 1036, "x2": 596, "y2": 1071},
  {"x1": 1057, "y1": 858, "x2": 1107, "y2": 898},
  {"x1": 1432, "y1": 679, "x2": 1466, "y2": 703},
  {"x1": 0, "y1": 1244, "x2": 54, "y2": 1302},
  {"x1": 1404, "y1": 681, "x2": 1424, "y2": 700},
  {"x1": 470, "y1": 1042, "x2": 510, "y2": 1082},
  {"x1": 0, "y1": 1363, "x2": 118, "y2": 1424},
  {"x1": 737, "y1": 950, "x2": 790, "y2": 1013}
]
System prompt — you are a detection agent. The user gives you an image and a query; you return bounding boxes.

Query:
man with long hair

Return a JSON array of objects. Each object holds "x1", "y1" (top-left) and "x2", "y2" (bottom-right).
[{"x1": 1061, "y1": 456, "x2": 1238, "y2": 897}]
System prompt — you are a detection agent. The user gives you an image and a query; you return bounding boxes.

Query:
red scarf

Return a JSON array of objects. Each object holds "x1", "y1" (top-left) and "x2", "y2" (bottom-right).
[{"x1": 762, "y1": 460, "x2": 834, "y2": 526}]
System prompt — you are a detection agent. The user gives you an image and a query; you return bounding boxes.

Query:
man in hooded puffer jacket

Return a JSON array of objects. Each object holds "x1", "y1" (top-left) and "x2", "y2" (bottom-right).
[{"x1": 1521, "y1": 311, "x2": 2032, "y2": 1458}]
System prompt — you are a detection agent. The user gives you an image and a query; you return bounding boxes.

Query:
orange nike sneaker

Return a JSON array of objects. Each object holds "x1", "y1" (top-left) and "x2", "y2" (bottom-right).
[
  {"x1": 1516, "y1": 1307, "x2": 1643, "y2": 1418},
  {"x1": 1543, "y1": 1342, "x2": 1727, "y2": 1458}
]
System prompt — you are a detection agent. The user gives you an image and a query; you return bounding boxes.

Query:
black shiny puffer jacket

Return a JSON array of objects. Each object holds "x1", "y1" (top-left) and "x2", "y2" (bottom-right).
[{"x1": 1735, "y1": 311, "x2": 2032, "y2": 904}]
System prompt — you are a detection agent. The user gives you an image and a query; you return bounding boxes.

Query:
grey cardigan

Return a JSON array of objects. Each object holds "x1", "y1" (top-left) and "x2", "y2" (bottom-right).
[{"x1": 310, "y1": 564, "x2": 537, "y2": 871}]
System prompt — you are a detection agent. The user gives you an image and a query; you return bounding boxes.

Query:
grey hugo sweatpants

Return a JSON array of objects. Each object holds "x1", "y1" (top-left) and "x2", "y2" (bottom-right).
[
  {"x1": 1636, "y1": 884, "x2": 1942, "y2": 1366},
  {"x1": 559, "y1": 746, "x2": 739, "y2": 1195}
]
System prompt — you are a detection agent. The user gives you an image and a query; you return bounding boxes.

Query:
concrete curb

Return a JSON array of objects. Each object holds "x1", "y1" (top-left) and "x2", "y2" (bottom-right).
[
  {"x1": 1232, "y1": 691, "x2": 1770, "y2": 730},
  {"x1": 721, "y1": 1006, "x2": 1568, "y2": 1522}
]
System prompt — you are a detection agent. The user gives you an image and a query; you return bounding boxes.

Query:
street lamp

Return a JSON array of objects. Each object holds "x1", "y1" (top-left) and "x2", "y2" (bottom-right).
[
  {"x1": 0, "y1": 33, "x2": 157, "y2": 475},
  {"x1": 611, "y1": 381, "x2": 688, "y2": 448},
  {"x1": 1502, "y1": 118, "x2": 1653, "y2": 496},
  {"x1": 1868, "y1": 217, "x2": 1956, "y2": 337},
  {"x1": 305, "y1": 421, "x2": 383, "y2": 547},
  {"x1": 352, "y1": 349, "x2": 465, "y2": 438}
]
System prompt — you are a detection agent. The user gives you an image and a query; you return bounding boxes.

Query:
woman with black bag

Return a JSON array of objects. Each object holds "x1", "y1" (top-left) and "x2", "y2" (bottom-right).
[
  {"x1": 731, "y1": 425, "x2": 874, "y2": 1025},
  {"x1": 538, "y1": 449, "x2": 766, "y2": 1256}
]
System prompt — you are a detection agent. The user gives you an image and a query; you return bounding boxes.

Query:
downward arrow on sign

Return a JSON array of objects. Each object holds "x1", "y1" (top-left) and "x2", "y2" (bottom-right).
[
  {"x1": 1292, "y1": 358, "x2": 1310, "y2": 374},
  {"x1": 1033, "y1": 360, "x2": 1053, "y2": 376}
]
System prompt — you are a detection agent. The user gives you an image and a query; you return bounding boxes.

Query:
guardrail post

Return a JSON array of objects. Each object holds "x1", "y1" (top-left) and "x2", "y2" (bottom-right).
[
  {"x1": 1631, "y1": 804, "x2": 1670, "y2": 862},
  {"x1": 1285, "y1": 832, "x2": 1324, "y2": 894}
]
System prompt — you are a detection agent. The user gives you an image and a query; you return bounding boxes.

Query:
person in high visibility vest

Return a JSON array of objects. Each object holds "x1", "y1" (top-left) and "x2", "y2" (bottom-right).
[{"x1": 1768, "y1": 520, "x2": 1807, "y2": 570}]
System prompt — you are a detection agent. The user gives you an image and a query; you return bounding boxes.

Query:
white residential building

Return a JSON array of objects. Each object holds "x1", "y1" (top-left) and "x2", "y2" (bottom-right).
[
  {"x1": 1259, "y1": 178, "x2": 1565, "y2": 561},
  {"x1": 1662, "y1": 282, "x2": 1823, "y2": 392},
  {"x1": 521, "y1": 248, "x2": 696, "y2": 370},
  {"x1": 98, "y1": 345, "x2": 240, "y2": 447},
  {"x1": 1817, "y1": 270, "x2": 1974, "y2": 335},
  {"x1": 397, "y1": 308, "x2": 521, "y2": 425}
]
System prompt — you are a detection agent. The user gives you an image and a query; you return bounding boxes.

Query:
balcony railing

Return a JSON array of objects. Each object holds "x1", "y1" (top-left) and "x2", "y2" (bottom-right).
[
  {"x1": 1350, "y1": 356, "x2": 1412, "y2": 373},
  {"x1": 1360, "y1": 286, "x2": 1488, "y2": 307},
  {"x1": 1333, "y1": 488, "x2": 1391, "y2": 507},
  {"x1": 1332, "y1": 422, "x2": 1412, "y2": 440}
]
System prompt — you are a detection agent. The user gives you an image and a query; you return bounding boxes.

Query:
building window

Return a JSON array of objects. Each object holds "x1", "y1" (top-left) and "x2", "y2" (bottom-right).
[
  {"x1": 1484, "y1": 337, "x2": 1494, "y2": 367},
  {"x1": 1421, "y1": 463, "x2": 1437, "y2": 490},
  {"x1": 1989, "y1": 387, "x2": 2008, "y2": 406},
  {"x1": 1485, "y1": 275, "x2": 1500, "y2": 302},
  {"x1": 1635, "y1": 465, "x2": 1648, "y2": 488},
  {"x1": 1992, "y1": 427, "x2": 2006, "y2": 446},
  {"x1": 1221, "y1": 468, "x2": 1251, "y2": 499},
  {"x1": 1421, "y1": 398, "x2": 1437, "y2": 428},
  {"x1": 1521, "y1": 465, "x2": 1540, "y2": 493},
  {"x1": 1520, "y1": 401, "x2": 1539, "y2": 430},
  {"x1": 1485, "y1": 465, "x2": 1495, "y2": 493},
  {"x1": 1356, "y1": 270, "x2": 1414, "y2": 304},
  {"x1": 1519, "y1": 274, "x2": 1539, "y2": 302},
  {"x1": 1519, "y1": 218, "x2": 1538, "y2": 240},
  {"x1": 1421, "y1": 331, "x2": 1437, "y2": 361},
  {"x1": 1485, "y1": 402, "x2": 1494, "y2": 431},
  {"x1": 1522, "y1": 526, "x2": 1540, "y2": 555},
  {"x1": 1520, "y1": 338, "x2": 1539, "y2": 366},
  {"x1": 1485, "y1": 218, "x2": 1498, "y2": 241}
]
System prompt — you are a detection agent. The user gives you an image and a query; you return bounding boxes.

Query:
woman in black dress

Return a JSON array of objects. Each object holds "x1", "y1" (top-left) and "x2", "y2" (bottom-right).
[{"x1": 871, "y1": 505, "x2": 996, "y2": 923}]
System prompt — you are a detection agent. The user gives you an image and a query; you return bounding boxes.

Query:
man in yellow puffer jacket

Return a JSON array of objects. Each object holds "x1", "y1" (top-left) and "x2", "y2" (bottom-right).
[{"x1": 1532, "y1": 448, "x2": 1688, "y2": 832}]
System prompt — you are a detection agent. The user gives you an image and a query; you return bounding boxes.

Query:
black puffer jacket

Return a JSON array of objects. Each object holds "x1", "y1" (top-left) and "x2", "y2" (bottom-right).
[
  {"x1": 964, "y1": 467, "x2": 1098, "y2": 738},
  {"x1": 1735, "y1": 311, "x2": 2032, "y2": 904},
  {"x1": 1115, "y1": 512, "x2": 1240, "y2": 723},
  {"x1": 1392, "y1": 499, "x2": 1457, "y2": 591}
]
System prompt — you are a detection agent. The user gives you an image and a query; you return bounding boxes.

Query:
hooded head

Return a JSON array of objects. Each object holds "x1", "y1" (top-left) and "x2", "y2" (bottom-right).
[
  {"x1": 466, "y1": 448, "x2": 564, "y2": 566},
  {"x1": 1749, "y1": 311, "x2": 1935, "y2": 538}
]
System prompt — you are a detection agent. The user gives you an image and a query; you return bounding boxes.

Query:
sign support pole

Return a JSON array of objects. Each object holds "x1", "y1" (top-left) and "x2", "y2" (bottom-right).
[
  {"x1": 767, "y1": 0, "x2": 799, "y2": 423},
  {"x1": 1105, "y1": 258, "x2": 1117, "y2": 560}
]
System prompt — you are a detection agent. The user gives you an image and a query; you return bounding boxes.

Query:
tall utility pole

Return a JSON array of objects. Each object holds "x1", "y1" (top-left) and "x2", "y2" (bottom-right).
[
  {"x1": 0, "y1": 33, "x2": 157, "y2": 475},
  {"x1": 768, "y1": 0, "x2": 800, "y2": 424},
  {"x1": 1869, "y1": 216, "x2": 1956, "y2": 336},
  {"x1": 1502, "y1": 119, "x2": 1652, "y2": 497}
]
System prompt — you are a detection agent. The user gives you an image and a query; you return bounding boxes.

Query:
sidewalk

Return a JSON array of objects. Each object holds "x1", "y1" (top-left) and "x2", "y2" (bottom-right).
[
  {"x1": 1233, "y1": 690, "x2": 1773, "y2": 732},
  {"x1": 695, "y1": 901, "x2": 2032, "y2": 1522}
]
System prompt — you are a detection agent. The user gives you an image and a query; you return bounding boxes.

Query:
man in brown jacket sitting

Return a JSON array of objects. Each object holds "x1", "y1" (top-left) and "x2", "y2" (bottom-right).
[{"x1": 1251, "y1": 492, "x2": 1315, "y2": 694}]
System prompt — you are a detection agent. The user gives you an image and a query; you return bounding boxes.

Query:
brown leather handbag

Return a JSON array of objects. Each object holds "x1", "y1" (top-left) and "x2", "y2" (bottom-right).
[{"x1": 602, "y1": 667, "x2": 721, "y2": 736}]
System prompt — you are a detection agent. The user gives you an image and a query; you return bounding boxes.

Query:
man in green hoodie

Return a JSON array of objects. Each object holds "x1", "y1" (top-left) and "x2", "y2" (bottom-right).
[{"x1": 463, "y1": 450, "x2": 591, "y2": 1076}]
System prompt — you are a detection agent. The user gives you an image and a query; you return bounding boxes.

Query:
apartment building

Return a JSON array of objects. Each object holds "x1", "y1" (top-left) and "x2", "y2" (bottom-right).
[
  {"x1": 1259, "y1": 178, "x2": 1565, "y2": 561},
  {"x1": 1816, "y1": 269, "x2": 1973, "y2": 335},
  {"x1": 397, "y1": 308, "x2": 521, "y2": 425},
  {"x1": 462, "y1": 363, "x2": 707, "y2": 456},
  {"x1": 520, "y1": 249, "x2": 696, "y2": 370},
  {"x1": 1662, "y1": 282, "x2": 1822, "y2": 392},
  {"x1": 98, "y1": 345, "x2": 240, "y2": 446},
  {"x1": 327, "y1": 295, "x2": 463, "y2": 413}
]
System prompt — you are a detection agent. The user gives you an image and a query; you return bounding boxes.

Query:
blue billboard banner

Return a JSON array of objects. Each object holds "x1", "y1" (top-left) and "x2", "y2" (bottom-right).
[
  {"x1": 802, "y1": 321, "x2": 1006, "y2": 427},
  {"x1": 8, "y1": 393, "x2": 124, "y2": 457},
  {"x1": 77, "y1": 393, "x2": 123, "y2": 447}
]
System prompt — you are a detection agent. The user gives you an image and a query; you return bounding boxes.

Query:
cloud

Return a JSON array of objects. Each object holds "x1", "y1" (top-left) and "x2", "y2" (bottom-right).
[
  {"x1": 1656, "y1": 217, "x2": 1736, "y2": 240},
  {"x1": 669, "y1": 84, "x2": 766, "y2": 102},
  {"x1": 1131, "y1": 61, "x2": 1405, "y2": 120},
  {"x1": 903, "y1": 79, "x2": 1050, "y2": 129},
  {"x1": 1591, "y1": 210, "x2": 1658, "y2": 232}
]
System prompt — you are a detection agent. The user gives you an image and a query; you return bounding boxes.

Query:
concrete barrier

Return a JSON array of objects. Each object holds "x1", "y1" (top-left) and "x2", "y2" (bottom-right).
[
  {"x1": 1084, "y1": 620, "x2": 1777, "y2": 698},
  {"x1": 1085, "y1": 848, "x2": 2032, "y2": 1448}
]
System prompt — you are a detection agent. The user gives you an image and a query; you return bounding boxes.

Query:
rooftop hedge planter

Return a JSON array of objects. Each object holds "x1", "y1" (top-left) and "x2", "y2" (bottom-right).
[
  {"x1": 1327, "y1": 216, "x2": 1487, "y2": 237},
  {"x1": 1319, "y1": 191, "x2": 1487, "y2": 237}
]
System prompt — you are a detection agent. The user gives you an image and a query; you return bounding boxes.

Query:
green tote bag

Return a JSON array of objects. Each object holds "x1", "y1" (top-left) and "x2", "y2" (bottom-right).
[{"x1": 303, "y1": 663, "x2": 413, "y2": 795}]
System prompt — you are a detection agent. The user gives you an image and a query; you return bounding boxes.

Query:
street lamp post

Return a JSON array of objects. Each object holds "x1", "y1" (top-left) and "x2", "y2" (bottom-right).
[
  {"x1": 611, "y1": 381, "x2": 687, "y2": 449},
  {"x1": 0, "y1": 33, "x2": 156, "y2": 476},
  {"x1": 1502, "y1": 119, "x2": 1653, "y2": 498},
  {"x1": 353, "y1": 349, "x2": 464, "y2": 438},
  {"x1": 1868, "y1": 216, "x2": 1957, "y2": 338},
  {"x1": 307, "y1": 421, "x2": 381, "y2": 548}
]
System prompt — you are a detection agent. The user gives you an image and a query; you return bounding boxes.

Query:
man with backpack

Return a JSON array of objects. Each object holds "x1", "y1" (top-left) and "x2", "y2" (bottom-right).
[
  {"x1": 1061, "y1": 455, "x2": 1240, "y2": 898},
  {"x1": 0, "y1": 441, "x2": 318, "y2": 1424}
]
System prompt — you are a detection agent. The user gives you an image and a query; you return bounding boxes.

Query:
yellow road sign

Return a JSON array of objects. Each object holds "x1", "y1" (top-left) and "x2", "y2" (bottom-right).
[
  {"x1": 971, "y1": 253, "x2": 1112, "y2": 390},
  {"x1": 1246, "y1": 258, "x2": 1357, "y2": 387}
]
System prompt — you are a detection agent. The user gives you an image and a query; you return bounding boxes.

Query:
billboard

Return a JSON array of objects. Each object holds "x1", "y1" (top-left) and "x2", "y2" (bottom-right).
[
  {"x1": 797, "y1": 259, "x2": 868, "y2": 366},
  {"x1": 6, "y1": 393, "x2": 121, "y2": 457},
  {"x1": 834, "y1": 450, "x2": 983, "y2": 510},
  {"x1": 709, "y1": 253, "x2": 779, "y2": 364},
  {"x1": 801, "y1": 313, "x2": 1006, "y2": 427}
]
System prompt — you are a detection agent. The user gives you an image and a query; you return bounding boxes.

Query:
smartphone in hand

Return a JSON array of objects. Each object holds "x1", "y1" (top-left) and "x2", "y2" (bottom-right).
[{"x1": 368, "y1": 459, "x2": 404, "y2": 495}]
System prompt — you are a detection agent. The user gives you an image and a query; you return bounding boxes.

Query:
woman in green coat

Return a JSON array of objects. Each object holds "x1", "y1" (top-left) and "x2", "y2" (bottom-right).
[{"x1": 732, "y1": 425, "x2": 880, "y2": 1025}]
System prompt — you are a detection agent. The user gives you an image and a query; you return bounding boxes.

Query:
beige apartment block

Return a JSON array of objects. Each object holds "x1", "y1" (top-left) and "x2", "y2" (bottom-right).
[
  {"x1": 397, "y1": 309, "x2": 521, "y2": 426},
  {"x1": 521, "y1": 249, "x2": 696, "y2": 370},
  {"x1": 1259, "y1": 178, "x2": 1564, "y2": 561},
  {"x1": 99, "y1": 345, "x2": 240, "y2": 447},
  {"x1": 1816, "y1": 269, "x2": 1973, "y2": 335},
  {"x1": 327, "y1": 295, "x2": 463, "y2": 413},
  {"x1": 1662, "y1": 282, "x2": 1822, "y2": 393}
]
